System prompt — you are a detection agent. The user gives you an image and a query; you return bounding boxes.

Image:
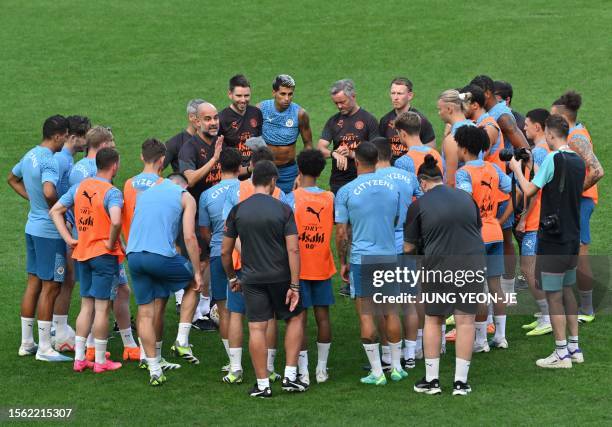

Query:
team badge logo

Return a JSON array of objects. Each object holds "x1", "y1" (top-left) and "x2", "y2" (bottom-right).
[
  {"x1": 250, "y1": 118, "x2": 258, "y2": 128},
  {"x1": 337, "y1": 119, "x2": 344, "y2": 128},
  {"x1": 231, "y1": 121, "x2": 239, "y2": 129},
  {"x1": 56, "y1": 266, "x2": 65, "y2": 276},
  {"x1": 285, "y1": 119, "x2": 294, "y2": 127},
  {"x1": 355, "y1": 120, "x2": 364, "y2": 130},
  {"x1": 388, "y1": 120, "x2": 395, "y2": 128}
]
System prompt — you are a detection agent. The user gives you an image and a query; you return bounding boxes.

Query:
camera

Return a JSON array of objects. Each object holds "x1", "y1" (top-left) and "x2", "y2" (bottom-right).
[
  {"x1": 540, "y1": 213, "x2": 561, "y2": 235},
  {"x1": 499, "y1": 147, "x2": 531, "y2": 162}
]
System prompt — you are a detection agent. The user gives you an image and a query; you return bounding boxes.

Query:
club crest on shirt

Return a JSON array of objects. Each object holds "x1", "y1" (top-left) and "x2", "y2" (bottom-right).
[
  {"x1": 231, "y1": 121, "x2": 239, "y2": 129},
  {"x1": 285, "y1": 118, "x2": 294, "y2": 127},
  {"x1": 337, "y1": 119, "x2": 344, "y2": 128},
  {"x1": 355, "y1": 120, "x2": 364, "y2": 130},
  {"x1": 250, "y1": 118, "x2": 258, "y2": 128}
]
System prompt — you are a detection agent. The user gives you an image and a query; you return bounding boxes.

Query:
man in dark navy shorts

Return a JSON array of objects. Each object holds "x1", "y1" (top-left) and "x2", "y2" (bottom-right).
[{"x1": 222, "y1": 160, "x2": 305, "y2": 398}]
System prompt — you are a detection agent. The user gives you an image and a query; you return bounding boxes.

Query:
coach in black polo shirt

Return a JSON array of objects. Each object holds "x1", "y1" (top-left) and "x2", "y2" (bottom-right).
[
  {"x1": 222, "y1": 160, "x2": 306, "y2": 398},
  {"x1": 317, "y1": 79, "x2": 379, "y2": 194},
  {"x1": 219, "y1": 74, "x2": 263, "y2": 172},
  {"x1": 379, "y1": 77, "x2": 436, "y2": 161},
  {"x1": 164, "y1": 99, "x2": 205, "y2": 172},
  {"x1": 178, "y1": 102, "x2": 224, "y2": 203},
  {"x1": 404, "y1": 154, "x2": 485, "y2": 396},
  {"x1": 509, "y1": 114, "x2": 585, "y2": 370}
]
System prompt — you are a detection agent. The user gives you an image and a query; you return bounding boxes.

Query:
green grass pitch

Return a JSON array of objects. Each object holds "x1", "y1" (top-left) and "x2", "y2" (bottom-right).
[{"x1": 1, "y1": 0, "x2": 611, "y2": 425}]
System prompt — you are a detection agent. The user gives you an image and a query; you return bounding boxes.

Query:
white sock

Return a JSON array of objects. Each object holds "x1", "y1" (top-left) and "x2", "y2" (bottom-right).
[
  {"x1": 536, "y1": 299, "x2": 550, "y2": 323},
  {"x1": 425, "y1": 358, "x2": 440, "y2": 381},
  {"x1": 198, "y1": 295, "x2": 211, "y2": 317},
  {"x1": 316, "y1": 342, "x2": 330, "y2": 371},
  {"x1": 86, "y1": 332, "x2": 95, "y2": 347},
  {"x1": 257, "y1": 377, "x2": 270, "y2": 391},
  {"x1": 94, "y1": 339, "x2": 108, "y2": 364},
  {"x1": 403, "y1": 339, "x2": 416, "y2": 360},
  {"x1": 487, "y1": 304, "x2": 493, "y2": 325},
  {"x1": 579, "y1": 290, "x2": 593, "y2": 315},
  {"x1": 21, "y1": 317, "x2": 35, "y2": 345},
  {"x1": 493, "y1": 315, "x2": 506, "y2": 341},
  {"x1": 175, "y1": 289, "x2": 184, "y2": 305},
  {"x1": 53, "y1": 314, "x2": 68, "y2": 338},
  {"x1": 440, "y1": 324, "x2": 447, "y2": 351},
  {"x1": 500, "y1": 277, "x2": 515, "y2": 296},
  {"x1": 75, "y1": 336, "x2": 87, "y2": 361},
  {"x1": 455, "y1": 358, "x2": 471, "y2": 383},
  {"x1": 555, "y1": 339, "x2": 569, "y2": 358},
  {"x1": 176, "y1": 323, "x2": 191, "y2": 347},
  {"x1": 568, "y1": 336, "x2": 579, "y2": 352},
  {"x1": 38, "y1": 320, "x2": 52, "y2": 352},
  {"x1": 120, "y1": 328, "x2": 137, "y2": 348},
  {"x1": 147, "y1": 357, "x2": 162, "y2": 377},
  {"x1": 138, "y1": 338, "x2": 145, "y2": 361},
  {"x1": 363, "y1": 343, "x2": 383, "y2": 377},
  {"x1": 229, "y1": 347, "x2": 242, "y2": 372},
  {"x1": 222, "y1": 338, "x2": 230, "y2": 359},
  {"x1": 155, "y1": 341, "x2": 162, "y2": 360},
  {"x1": 298, "y1": 350, "x2": 309, "y2": 377},
  {"x1": 475, "y1": 321, "x2": 487, "y2": 345},
  {"x1": 389, "y1": 341, "x2": 402, "y2": 370},
  {"x1": 284, "y1": 365, "x2": 297, "y2": 381},
  {"x1": 416, "y1": 329, "x2": 423, "y2": 354},
  {"x1": 267, "y1": 349, "x2": 277, "y2": 373},
  {"x1": 192, "y1": 305, "x2": 202, "y2": 323},
  {"x1": 381, "y1": 345, "x2": 391, "y2": 364}
]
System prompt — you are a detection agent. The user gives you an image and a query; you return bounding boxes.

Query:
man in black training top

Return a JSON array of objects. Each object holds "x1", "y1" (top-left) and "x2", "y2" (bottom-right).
[
  {"x1": 222, "y1": 160, "x2": 306, "y2": 398},
  {"x1": 404, "y1": 155, "x2": 485, "y2": 397},
  {"x1": 219, "y1": 74, "x2": 263, "y2": 176},
  {"x1": 317, "y1": 79, "x2": 380, "y2": 194},
  {"x1": 164, "y1": 99, "x2": 205, "y2": 172},
  {"x1": 379, "y1": 77, "x2": 436, "y2": 161}
]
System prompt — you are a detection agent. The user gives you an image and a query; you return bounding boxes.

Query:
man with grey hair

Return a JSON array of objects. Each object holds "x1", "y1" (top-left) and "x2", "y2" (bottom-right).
[
  {"x1": 258, "y1": 74, "x2": 313, "y2": 193},
  {"x1": 317, "y1": 79, "x2": 379, "y2": 194},
  {"x1": 164, "y1": 99, "x2": 205, "y2": 172}
]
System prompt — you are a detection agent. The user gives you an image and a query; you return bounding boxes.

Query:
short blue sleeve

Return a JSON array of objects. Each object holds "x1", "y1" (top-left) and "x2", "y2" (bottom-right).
[
  {"x1": 104, "y1": 187, "x2": 124, "y2": 211},
  {"x1": 69, "y1": 167, "x2": 87, "y2": 188},
  {"x1": 532, "y1": 147, "x2": 548, "y2": 167},
  {"x1": 410, "y1": 172, "x2": 424, "y2": 198},
  {"x1": 222, "y1": 188, "x2": 238, "y2": 220},
  {"x1": 455, "y1": 168, "x2": 472, "y2": 194},
  {"x1": 493, "y1": 164, "x2": 511, "y2": 194},
  {"x1": 59, "y1": 184, "x2": 77, "y2": 208},
  {"x1": 283, "y1": 191, "x2": 296, "y2": 211},
  {"x1": 41, "y1": 156, "x2": 59, "y2": 185},
  {"x1": 279, "y1": 190, "x2": 292, "y2": 207},
  {"x1": 198, "y1": 193, "x2": 211, "y2": 227},
  {"x1": 334, "y1": 186, "x2": 349, "y2": 224},
  {"x1": 532, "y1": 152, "x2": 556, "y2": 189},
  {"x1": 12, "y1": 159, "x2": 23, "y2": 178},
  {"x1": 394, "y1": 155, "x2": 414, "y2": 174}
]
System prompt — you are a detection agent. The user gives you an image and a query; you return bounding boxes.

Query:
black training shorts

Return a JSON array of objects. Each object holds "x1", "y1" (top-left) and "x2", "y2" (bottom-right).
[{"x1": 243, "y1": 282, "x2": 304, "y2": 322}]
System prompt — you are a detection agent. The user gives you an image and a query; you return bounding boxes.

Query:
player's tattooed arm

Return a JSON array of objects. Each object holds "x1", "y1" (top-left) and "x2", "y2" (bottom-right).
[
  {"x1": 569, "y1": 136, "x2": 604, "y2": 191},
  {"x1": 335, "y1": 223, "x2": 350, "y2": 265},
  {"x1": 498, "y1": 114, "x2": 529, "y2": 149},
  {"x1": 298, "y1": 108, "x2": 313, "y2": 149}
]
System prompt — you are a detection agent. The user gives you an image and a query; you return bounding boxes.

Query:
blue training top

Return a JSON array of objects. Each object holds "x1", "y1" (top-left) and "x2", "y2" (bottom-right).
[
  {"x1": 199, "y1": 178, "x2": 240, "y2": 257},
  {"x1": 335, "y1": 172, "x2": 400, "y2": 264},
  {"x1": 376, "y1": 166, "x2": 422, "y2": 253},
  {"x1": 260, "y1": 99, "x2": 301, "y2": 146},
  {"x1": 127, "y1": 179, "x2": 185, "y2": 257},
  {"x1": 12, "y1": 145, "x2": 61, "y2": 239},
  {"x1": 54, "y1": 147, "x2": 74, "y2": 198}
]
